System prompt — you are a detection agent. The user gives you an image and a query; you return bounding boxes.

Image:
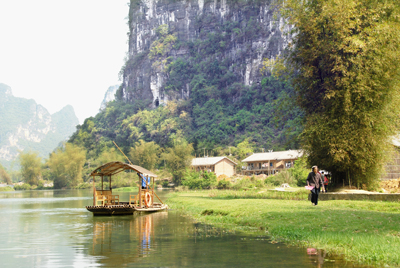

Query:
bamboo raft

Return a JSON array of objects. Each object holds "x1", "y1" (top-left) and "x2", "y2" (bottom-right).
[
  {"x1": 86, "y1": 202, "x2": 168, "y2": 216},
  {"x1": 85, "y1": 161, "x2": 168, "y2": 216}
]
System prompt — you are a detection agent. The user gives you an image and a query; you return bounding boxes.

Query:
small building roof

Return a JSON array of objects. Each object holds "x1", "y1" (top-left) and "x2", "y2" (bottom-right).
[
  {"x1": 191, "y1": 156, "x2": 237, "y2": 166},
  {"x1": 90, "y1": 161, "x2": 157, "y2": 177},
  {"x1": 242, "y1": 150, "x2": 303, "y2": 162}
]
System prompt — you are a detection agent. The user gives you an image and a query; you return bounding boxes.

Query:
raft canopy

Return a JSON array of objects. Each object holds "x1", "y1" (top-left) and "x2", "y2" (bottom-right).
[{"x1": 90, "y1": 161, "x2": 157, "y2": 178}]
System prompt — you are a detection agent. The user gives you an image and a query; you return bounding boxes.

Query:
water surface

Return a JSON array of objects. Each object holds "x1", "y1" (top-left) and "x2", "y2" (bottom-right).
[{"x1": 0, "y1": 190, "x2": 364, "y2": 267}]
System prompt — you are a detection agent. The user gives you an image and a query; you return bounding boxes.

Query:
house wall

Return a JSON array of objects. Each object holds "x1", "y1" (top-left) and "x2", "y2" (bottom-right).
[
  {"x1": 381, "y1": 149, "x2": 400, "y2": 181},
  {"x1": 215, "y1": 159, "x2": 235, "y2": 177}
]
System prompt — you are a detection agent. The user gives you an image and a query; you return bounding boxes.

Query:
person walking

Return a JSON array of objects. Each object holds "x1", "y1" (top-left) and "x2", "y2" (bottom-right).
[
  {"x1": 307, "y1": 166, "x2": 325, "y2": 206},
  {"x1": 323, "y1": 174, "x2": 329, "y2": 192}
]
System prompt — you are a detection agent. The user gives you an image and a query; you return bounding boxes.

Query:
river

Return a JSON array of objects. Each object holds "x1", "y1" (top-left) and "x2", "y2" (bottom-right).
[{"x1": 0, "y1": 190, "x2": 364, "y2": 267}]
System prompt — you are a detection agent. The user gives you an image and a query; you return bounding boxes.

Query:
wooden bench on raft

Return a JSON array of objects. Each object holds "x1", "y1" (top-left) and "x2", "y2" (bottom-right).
[
  {"x1": 95, "y1": 190, "x2": 119, "y2": 206},
  {"x1": 129, "y1": 190, "x2": 153, "y2": 207}
]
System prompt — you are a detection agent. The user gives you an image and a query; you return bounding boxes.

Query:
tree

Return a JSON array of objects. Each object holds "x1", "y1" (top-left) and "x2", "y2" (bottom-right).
[
  {"x1": 0, "y1": 164, "x2": 12, "y2": 184},
  {"x1": 162, "y1": 139, "x2": 194, "y2": 184},
  {"x1": 129, "y1": 140, "x2": 161, "y2": 171},
  {"x1": 235, "y1": 139, "x2": 254, "y2": 160},
  {"x1": 19, "y1": 151, "x2": 42, "y2": 186},
  {"x1": 276, "y1": 0, "x2": 400, "y2": 188},
  {"x1": 94, "y1": 147, "x2": 125, "y2": 166},
  {"x1": 47, "y1": 143, "x2": 86, "y2": 189}
]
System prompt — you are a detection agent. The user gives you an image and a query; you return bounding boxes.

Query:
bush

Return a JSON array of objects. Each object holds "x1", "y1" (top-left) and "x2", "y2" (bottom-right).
[
  {"x1": 217, "y1": 180, "x2": 232, "y2": 189},
  {"x1": 14, "y1": 183, "x2": 31, "y2": 190},
  {"x1": 35, "y1": 180, "x2": 54, "y2": 190},
  {"x1": 182, "y1": 170, "x2": 217, "y2": 189},
  {"x1": 264, "y1": 170, "x2": 297, "y2": 186},
  {"x1": 77, "y1": 182, "x2": 92, "y2": 189},
  {"x1": 0, "y1": 186, "x2": 14, "y2": 192},
  {"x1": 232, "y1": 176, "x2": 265, "y2": 190},
  {"x1": 161, "y1": 180, "x2": 169, "y2": 187},
  {"x1": 288, "y1": 157, "x2": 310, "y2": 186}
]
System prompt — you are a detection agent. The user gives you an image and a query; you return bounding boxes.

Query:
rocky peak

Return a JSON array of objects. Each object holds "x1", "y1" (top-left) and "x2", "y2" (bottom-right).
[
  {"x1": 0, "y1": 84, "x2": 79, "y2": 169},
  {"x1": 119, "y1": 0, "x2": 291, "y2": 107},
  {"x1": 100, "y1": 85, "x2": 119, "y2": 110},
  {"x1": 0, "y1": 83, "x2": 13, "y2": 99}
]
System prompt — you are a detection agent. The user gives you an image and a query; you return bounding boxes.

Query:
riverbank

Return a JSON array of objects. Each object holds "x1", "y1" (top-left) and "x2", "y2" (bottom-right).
[{"x1": 167, "y1": 189, "x2": 400, "y2": 267}]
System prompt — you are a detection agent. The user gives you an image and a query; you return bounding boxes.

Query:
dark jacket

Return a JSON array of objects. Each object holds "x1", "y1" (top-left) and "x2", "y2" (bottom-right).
[{"x1": 307, "y1": 172, "x2": 323, "y2": 188}]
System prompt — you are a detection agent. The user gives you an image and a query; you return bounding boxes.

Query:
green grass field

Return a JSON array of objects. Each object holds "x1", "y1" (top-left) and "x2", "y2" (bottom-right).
[{"x1": 167, "y1": 190, "x2": 400, "y2": 267}]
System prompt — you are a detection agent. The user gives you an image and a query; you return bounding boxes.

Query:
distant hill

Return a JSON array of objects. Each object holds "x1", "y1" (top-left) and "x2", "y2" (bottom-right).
[{"x1": 0, "y1": 83, "x2": 79, "y2": 169}]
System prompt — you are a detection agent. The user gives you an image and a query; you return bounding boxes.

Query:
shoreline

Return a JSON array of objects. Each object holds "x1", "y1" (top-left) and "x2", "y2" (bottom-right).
[{"x1": 166, "y1": 189, "x2": 400, "y2": 267}]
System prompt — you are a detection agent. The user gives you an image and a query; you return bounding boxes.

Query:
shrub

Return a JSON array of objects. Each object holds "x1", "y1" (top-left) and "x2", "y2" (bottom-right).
[
  {"x1": 182, "y1": 170, "x2": 217, "y2": 189},
  {"x1": 77, "y1": 182, "x2": 92, "y2": 189},
  {"x1": 0, "y1": 186, "x2": 14, "y2": 192},
  {"x1": 217, "y1": 180, "x2": 232, "y2": 189},
  {"x1": 264, "y1": 170, "x2": 297, "y2": 186},
  {"x1": 14, "y1": 183, "x2": 31, "y2": 190},
  {"x1": 232, "y1": 176, "x2": 265, "y2": 190},
  {"x1": 288, "y1": 157, "x2": 310, "y2": 186}
]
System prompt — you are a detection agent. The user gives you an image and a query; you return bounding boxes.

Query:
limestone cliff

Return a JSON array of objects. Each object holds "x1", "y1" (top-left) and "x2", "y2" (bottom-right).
[
  {"x1": 100, "y1": 85, "x2": 119, "y2": 110},
  {"x1": 119, "y1": 0, "x2": 290, "y2": 106},
  {"x1": 0, "y1": 84, "x2": 79, "y2": 169}
]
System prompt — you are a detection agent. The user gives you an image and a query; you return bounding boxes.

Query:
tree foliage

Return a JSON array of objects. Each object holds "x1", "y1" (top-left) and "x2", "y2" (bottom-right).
[
  {"x1": 162, "y1": 139, "x2": 194, "y2": 184},
  {"x1": 0, "y1": 164, "x2": 11, "y2": 184},
  {"x1": 182, "y1": 170, "x2": 217, "y2": 189},
  {"x1": 19, "y1": 151, "x2": 42, "y2": 186},
  {"x1": 47, "y1": 143, "x2": 86, "y2": 189},
  {"x1": 130, "y1": 140, "x2": 161, "y2": 171},
  {"x1": 277, "y1": 0, "x2": 400, "y2": 187}
]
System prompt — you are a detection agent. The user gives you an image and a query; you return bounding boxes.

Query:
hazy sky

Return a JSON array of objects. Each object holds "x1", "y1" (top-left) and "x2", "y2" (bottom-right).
[{"x1": 0, "y1": 0, "x2": 129, "y2": 123}]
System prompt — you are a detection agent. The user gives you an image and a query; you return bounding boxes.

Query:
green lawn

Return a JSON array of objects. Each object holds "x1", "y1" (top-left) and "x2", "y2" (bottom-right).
[{"x1": 167, "y1": 190, "x2": 400, "y2": 267}]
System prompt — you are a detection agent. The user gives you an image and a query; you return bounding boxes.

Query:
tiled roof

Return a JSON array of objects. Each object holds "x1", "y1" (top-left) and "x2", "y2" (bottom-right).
[
  {"x1": 242, "y1": 150, "x2": 303, "y2": 162},
  {"x1": 192, "y1": 156, "x2": 237, "y2": 166}
]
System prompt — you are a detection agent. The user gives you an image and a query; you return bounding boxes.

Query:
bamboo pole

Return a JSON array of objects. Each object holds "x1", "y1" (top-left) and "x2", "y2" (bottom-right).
[
  {"x1": 113, "y1": 141, "x2": 133, "y2": 165},
  {"x1": 93, "y1": 175, "x2": 95, "y2": 206},
  {"x1": 139, "y1": 174, "x2": 142, "y2": 207}
]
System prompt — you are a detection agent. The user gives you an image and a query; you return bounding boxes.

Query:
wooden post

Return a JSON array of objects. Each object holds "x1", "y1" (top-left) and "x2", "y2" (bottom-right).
[
  {"x1": 139, "y1": 173, "x2": 142, "y2": 207},
  {"x1": 152, "y1": 177, "x2": 154, "y2": 203},
  {"x1": 93, "y1": 175, "x2": 95, "y2": 206},
  {"x1": 101, "y1": 176, "x2": 103, "y2": 191},
  {"x1": 110, "y1": 175, "x2": 112, "y2": 191}
]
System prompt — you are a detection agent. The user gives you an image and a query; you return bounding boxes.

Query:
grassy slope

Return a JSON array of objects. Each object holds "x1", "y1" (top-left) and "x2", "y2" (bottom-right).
[{"x1": 167, "y1": 190, "x2": 400, "y2": 267}]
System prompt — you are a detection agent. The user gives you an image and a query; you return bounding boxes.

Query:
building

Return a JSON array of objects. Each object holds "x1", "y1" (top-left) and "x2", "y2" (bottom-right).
[
  {"x1": 381, "y1": 137, "x2": 400, "y2": 180},
  {"x1": 241, "y1": 150, "x2": 303, "y2": 176},
  {"x1": 191, "y1": 156, "x2": 237, "y2": 177}
]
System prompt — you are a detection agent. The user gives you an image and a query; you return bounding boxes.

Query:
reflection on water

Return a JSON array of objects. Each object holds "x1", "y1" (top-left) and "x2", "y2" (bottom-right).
[
  {"x1": 90, "y1": 212, "x2": 168, "y2": 266},
  {"x1": 0, "y1": 190, "x2": 367, "y2": 268}
]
